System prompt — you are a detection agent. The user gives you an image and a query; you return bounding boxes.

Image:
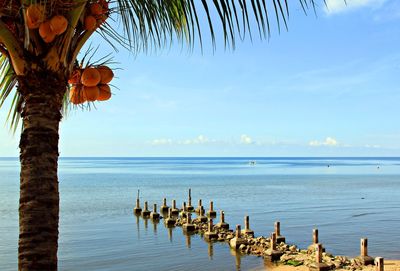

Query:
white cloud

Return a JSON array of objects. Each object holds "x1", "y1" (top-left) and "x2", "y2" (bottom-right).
[
  {"x1": 309, "y1": 137, "x2": 338, "y2": 147},
  {"x1": 325, "y1": 0, "x2": 386, "y2": 14},
  {"x1": 151, "y1": 138, "x2": 173, "y2": 145},
  {"x1": 365, "y1": 144, "x2": 381, "y2": 148},
  {"x1": 240, "y1": 134, "x2": 253, "y2": 145},
  {"x1": 179, "y1": 135, "x2": 213, "y2": 145}
]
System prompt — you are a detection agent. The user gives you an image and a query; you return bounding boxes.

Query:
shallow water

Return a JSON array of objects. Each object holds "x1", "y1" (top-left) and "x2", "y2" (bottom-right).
[{"x1": 1, "y1": 157, "x2": 399, "y2": 271}]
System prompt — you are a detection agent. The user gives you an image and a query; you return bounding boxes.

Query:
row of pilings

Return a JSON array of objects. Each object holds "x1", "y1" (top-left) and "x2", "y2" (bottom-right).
[{"x1": 133, "y1": 189, "x2": 385, "y2": 271}]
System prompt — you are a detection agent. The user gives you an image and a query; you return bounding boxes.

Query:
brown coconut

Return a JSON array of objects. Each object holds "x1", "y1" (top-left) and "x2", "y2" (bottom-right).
[
  {"x1": 83, "y1": 86, "x2": 100, "y2": 102},
  {"x1": 97, "y1": 84, "x2": 112, "y2": 101},
  {"x1": 90, "y1": 3, "x2": 103, "y2": 15},
  {"x1": 81, "y1": 67, "x2": 101, "y2": 87},
  {"x1": 50, "y1": 15, "x2": 68, "y2": 35},
  {"x1": 84, "y1": 15, "x2": 97, "y2": 31},
  {"x1": 97, "y1": 66, "x2": 114, "y2": 84},
  {"x1": 39, "y1": 21, "x2": 56, "y2": 43},
  {"x1": 69, "y1": 86, "x2": 86, "y2": 105},
  {"x1": 68, "y1": 69, "x2": 82, "y2": 85},
  {"x1": 26, "y1": 5, "x2": 45, "y2": 29}
]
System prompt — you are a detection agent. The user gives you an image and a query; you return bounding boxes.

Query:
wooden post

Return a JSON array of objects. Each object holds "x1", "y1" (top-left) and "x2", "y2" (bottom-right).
[
  {"x1": 236, "y1": 225, "x2": 241, "y2": 238},
  {"x1": 271, "y1": 232, "x2": 277, "y2": 250},
  {"x1": 313, "y1": 229, "x2": 319, "y2": 244},
  {"x1": 361, "y1": 238, "x2": 368, "y2": 257},
  {"x1": 220, "y1": 211, "x2": 225, "y2": 223},
  {"x1": 316, "y1": 243, "x2": 323, "y2": 263},
  {"x1": 153, "y1": 203, "x2": 157, "y2": 212},
  {"x1": 275, "y1": 221, "x2": 280, "y2": 236},
  {"x1": 245, "y1": 216, "x2": 250, "y2": 230},
  {"x1": 208, "y1": 219, "x2": 214, "y2": 232},
  {"x1": 375, "y1": 257, "x2": 384, "y2": 271}
]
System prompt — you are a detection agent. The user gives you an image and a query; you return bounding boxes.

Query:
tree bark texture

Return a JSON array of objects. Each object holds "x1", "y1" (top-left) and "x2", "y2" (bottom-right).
[{"x1": 17, "y1": 70, "x2": 66, "y2": 271}]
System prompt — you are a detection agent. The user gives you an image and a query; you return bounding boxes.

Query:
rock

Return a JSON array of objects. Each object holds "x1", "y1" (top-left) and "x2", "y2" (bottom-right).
[{"x1": 289, "y1": 245, "x2": 297, "y2": 252}]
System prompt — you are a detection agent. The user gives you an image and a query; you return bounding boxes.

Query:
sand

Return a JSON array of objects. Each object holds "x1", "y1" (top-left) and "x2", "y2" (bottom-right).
[{"x1": 250, "y1": 260, "x2": 400, "y2": 271}]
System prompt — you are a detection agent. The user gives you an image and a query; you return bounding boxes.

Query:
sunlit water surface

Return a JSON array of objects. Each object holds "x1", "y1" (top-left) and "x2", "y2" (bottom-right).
[{"x1": 1, "y1": 157, "x2": 399, "y2": 271}]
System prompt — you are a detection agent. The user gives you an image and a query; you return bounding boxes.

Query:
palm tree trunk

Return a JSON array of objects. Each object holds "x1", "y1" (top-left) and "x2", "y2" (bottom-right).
[{"x1": 17, "y1": 70, "x2": 66, "y2": 271}]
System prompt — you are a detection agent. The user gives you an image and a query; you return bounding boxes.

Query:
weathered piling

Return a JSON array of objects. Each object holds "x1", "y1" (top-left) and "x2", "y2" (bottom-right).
[
  {"x1": 164, "y1": 208, "x2": 176, "y2": 227},
  {"x1": 241, "y1": 215, "x2": 254, "y2": 237},
  {"x1": 216, "y1": 210, "x2": 229, "y2": 230},
  {"x1": 264, "y1": 232, "x2": 283, "y2": 261},
  {"x1": 375, "y1": 257, "x2": 384, "y2": 271},
  {"x1": 308, "y1": 228, "x2": 325, "y2": 252},
  {"x1": 204, "y1": 219, "x2": 218, "y2": 241},
  {"x1": 230, "y1": 225, "x2": 247, "y2": 249},
  {"x1": 197, "y1": 207, "x2": 208, "y2": 223},
  {"x1": 133, "y1": 190, "x2": 142, "y2": 215},
  {"x1": 180, "y1": 202, "x2": 188, "y2": 218},
  {"x1": 195, "y1": 199, "x2": 204, "y2": 214},
  {"x1": 150, "y1": 203, "x2": 160, "y2": 220},
  {"x1": 187, "y1": 188, "x2": 194, "y2": 212},
  {"x1": 358, "y1": 238, "x2": 374, "y2": 265},
  {"x1": 160, "y1": 198, "x2": 169, "y2": 213},
  {"x1": 313, "y1": 228, "x2": 319, "y2": 244},
  {"x1": 206, "y1": 201, "x2": 217, "y2": 217},
  {"x1": 309, "y1": 243, "x2": 330, "y2": 271},
  {"x1": 171, "y1": 199, "x2": 179, "y2": 215},
  {"x1": 142, "y1": 201, "x2": 151, "y2": 217},
  {"x1": 183, "y1": 212, "x2": 195, "y2": 232},
  {"x1": 275, "y1": 221, "x2": 286, "y2": 243}
]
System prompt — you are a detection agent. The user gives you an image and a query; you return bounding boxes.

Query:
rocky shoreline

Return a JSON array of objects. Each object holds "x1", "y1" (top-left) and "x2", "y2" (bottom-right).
[{"x1": 134, "y1": 191, "x2": 389, "y2": 271}]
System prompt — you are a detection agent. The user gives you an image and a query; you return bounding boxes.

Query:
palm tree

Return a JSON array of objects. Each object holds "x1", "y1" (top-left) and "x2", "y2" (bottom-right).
[{"x1": 0, "y1": 0, "x2": 321, "y2": 270}]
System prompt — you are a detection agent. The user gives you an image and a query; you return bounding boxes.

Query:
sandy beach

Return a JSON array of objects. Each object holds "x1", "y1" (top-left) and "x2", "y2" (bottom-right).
[{"x1": 252, "y1": 260, "x2": 400, "y2": 271}]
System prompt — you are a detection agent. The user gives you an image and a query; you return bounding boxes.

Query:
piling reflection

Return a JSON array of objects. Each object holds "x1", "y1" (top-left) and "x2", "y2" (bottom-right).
[
  {"x1": 230, "y1": 248, "x2": 242, "y2": 271},
  {"x1": 207, "y1": 241, "x2": 214, "y2": 260},
  {"x1": 151, "y1": 218, "x2": 159, "y2": 235},
  {"x1": 185, "y1": 233, "x2": 192, "y2": 248},
  {"x1": 133, "y1": 194, "x2": 259, "y2": 271}
]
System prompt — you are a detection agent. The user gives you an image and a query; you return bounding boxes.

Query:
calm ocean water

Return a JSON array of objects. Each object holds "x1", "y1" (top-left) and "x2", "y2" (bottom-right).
[{"x1": 1, "y1": 157, "x2": 399, "y2": 271}]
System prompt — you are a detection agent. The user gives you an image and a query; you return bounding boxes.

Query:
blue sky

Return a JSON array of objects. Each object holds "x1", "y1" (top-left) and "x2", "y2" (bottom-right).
[{"x1": 1, "y1": 0, "x2": 400, "y2": 157}]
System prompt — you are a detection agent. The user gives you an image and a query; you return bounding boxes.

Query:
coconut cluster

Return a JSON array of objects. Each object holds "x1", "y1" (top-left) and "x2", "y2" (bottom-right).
[
  {"x1": 68, "y1": 66, "x2": 114, "y2": 105},
  {"x1": 26, "y1": 5, "x2": 68, "y2": 43},
  {"x1": 85, "y1": 0, "x2": 109, "y2": 31},
  {"x1": 24, "y1": 1, "x2": 110, "y2": 44}
]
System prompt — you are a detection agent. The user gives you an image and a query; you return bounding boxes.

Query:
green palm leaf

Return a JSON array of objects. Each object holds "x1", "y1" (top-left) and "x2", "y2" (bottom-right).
[
  {"x1": 0, "y1": 54, "x2": 20, "y2": 133},
  {"x1": 0, "y1": 0, "x2": 322, "y2": 132}
]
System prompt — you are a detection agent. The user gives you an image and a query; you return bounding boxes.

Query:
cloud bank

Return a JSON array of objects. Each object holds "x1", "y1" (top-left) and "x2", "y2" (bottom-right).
[{"x1": 325, "y1": 0, "x2": 386, "y2": 14}]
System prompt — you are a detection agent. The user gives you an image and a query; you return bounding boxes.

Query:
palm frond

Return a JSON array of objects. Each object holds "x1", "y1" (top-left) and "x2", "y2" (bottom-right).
[
  {"x1": 106, "y1": 0, "x2": 319, "y2": 52},
  {"x1": 0, "y1": 54, "x2": 20, "y2": 133}
]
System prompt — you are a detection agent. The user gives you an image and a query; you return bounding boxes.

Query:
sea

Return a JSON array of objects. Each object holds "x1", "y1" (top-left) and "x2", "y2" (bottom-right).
[{"x1": 0, "y1": 157, "x2": 399, "y2": 271}]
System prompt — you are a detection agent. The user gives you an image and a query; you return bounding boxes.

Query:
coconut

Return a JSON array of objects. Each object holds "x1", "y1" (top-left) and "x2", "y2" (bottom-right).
[
  {"x1": 83, "y1": 86, "x2": 100, "y2": 102},
  {"x1": 90, "y1": 3, "x2": 103, "y2": 15},
  {"x1": 97, "y1": 84, "x2": 112, "y2": 101},
  {"x1": 97, "y1": 66, "x2": 114, "y2": 84},
  {"x1": 68, "y1": 69, "x2": 82, "y2": 85},
  {"x1": 84, "y1": 15, "x2": 97, "y2": 31},
  {"x1": 50, "y1": 15, "x2": 68, "y2": 35},
  {"x1": 69, "y1": 86, "x2": 86, "y2": 105},
  {"x1": 39, "y1": 21, "x2": 56, "y2": 43},
  {"x1": 26, "y1": 5, "x2": 45, "y2": 29},
  {"x1": 81, "y1": 67, "x2": 101, "y2": 87}
]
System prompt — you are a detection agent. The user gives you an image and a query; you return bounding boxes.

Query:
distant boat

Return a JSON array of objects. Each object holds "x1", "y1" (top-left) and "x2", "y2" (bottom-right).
[{"x1": 249, "y1": 160, "x2": 256, "y2": 165}]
